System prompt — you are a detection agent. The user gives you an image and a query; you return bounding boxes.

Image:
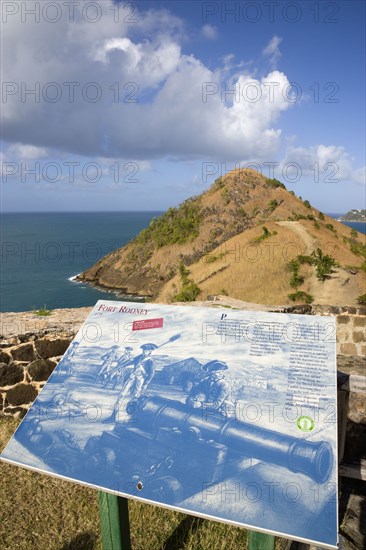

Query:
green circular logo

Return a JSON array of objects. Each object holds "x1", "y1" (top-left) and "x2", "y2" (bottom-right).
[{"x1": 297, "y1": 416, "x2": 314, "y2": 432}]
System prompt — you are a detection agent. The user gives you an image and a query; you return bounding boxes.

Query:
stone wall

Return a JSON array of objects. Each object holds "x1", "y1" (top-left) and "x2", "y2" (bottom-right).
[
  {"x1": 312, "y1": 305, "x2": 366, "y2": 357},
  {"x1": 0, "y1": 331, "x2": 74, "y2": 418}
]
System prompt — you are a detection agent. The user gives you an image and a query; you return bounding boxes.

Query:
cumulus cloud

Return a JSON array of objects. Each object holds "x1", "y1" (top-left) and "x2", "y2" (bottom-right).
[
  {"x1": 282, "y1": 145, "x2": 365, "y2": 185},
  {"x1": 201, "y1": 24, "x2": 218, "y2": 40},
  {"x1": 7, "y1": 143, "x2": 48, "y2": 159},
  {"x1": 263, "y1": 35, "x2": 282, "y2": 68},
  {"x1": 2, "y1": 3, "x2": 294, "y2": 163}
]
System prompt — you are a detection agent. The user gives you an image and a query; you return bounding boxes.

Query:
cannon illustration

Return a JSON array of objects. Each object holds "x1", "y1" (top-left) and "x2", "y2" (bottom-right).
[{"x1": 83, "y1": 396, "x2": 334, "y2": 504}]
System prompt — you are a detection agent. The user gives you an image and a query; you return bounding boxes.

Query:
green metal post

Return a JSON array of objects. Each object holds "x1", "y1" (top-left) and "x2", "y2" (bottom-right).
[
  {"x1": 98, "y1": 491, "x2": 131, "y2": 550},
  {"x1": 248, "y1": 530, "x2": 275, "y2": 550}
]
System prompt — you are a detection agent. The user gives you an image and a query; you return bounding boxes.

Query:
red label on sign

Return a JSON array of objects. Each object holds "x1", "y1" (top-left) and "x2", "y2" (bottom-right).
[{"x1": 132, "y1": 318, "x2": 164, "y2": 331}]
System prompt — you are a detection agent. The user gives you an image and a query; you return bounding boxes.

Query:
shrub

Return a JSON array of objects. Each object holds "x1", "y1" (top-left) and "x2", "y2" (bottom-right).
[
  {"x1": 213, "y1": 177, "x2": 224, "y2": 189},
  {"x1": 350, "y1": 228, "x2": 358, "y2": 238},
  {"x1": 288, "y1": 291, "x2": 313, "y2": 304},
  {"x1": 288, "y1": 259, "x2": 304, "y2": 288},
  {"x1": 221, "y1": 188, "x2": 230, "y2": 205},
  {"x1": 325, "y1": 223, "x2": 336, "y2": 232},
  {"x1": 318, "y1": 212, "x2": 325, "y2": 220},
  {"x1": 357, "y1": 294, "x2": 366, "y2": 305},
  {"x1": 172, "y1": 261, "x2": 201, "y2": 302},
  {"x1": 311, "y1": 248, "x2": 337, "y2": 281},
  {"x1": 254, "y1": 226, "x2": 278, "y2": 243},
  {"x1": 266, "y1": 178, "x2": 286, "y2": 189},
  {"x1": 173, "y1": 283, "x2": 201, "y2": 302},
  {"x1": 350, "y1": 241, "x2": 366, "y2": 258},
  {"x1": 303, "y1": 200, "x2": 311, "y2": 208},
  {"x1": 205, "y1": 252, "x2": 225, "y2": 263},
  {"x1": 268, "y1": 199, "x2": 278, "y2": 211}
]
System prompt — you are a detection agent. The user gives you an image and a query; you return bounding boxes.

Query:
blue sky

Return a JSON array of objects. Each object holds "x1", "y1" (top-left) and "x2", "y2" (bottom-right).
[{"x1": 1, "y1": 0, "x2": 365, "y2": 212}]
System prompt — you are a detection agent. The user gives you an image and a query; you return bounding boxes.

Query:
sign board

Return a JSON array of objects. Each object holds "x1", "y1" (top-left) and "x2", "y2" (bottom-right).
[{"x1": 0, "y1": 301, "x2": 338, "y2": 548}]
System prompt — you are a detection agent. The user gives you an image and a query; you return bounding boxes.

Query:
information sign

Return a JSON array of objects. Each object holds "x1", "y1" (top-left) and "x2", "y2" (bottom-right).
[{"x1": 0, "y1": 301, "x2": 338, "y2": 548}]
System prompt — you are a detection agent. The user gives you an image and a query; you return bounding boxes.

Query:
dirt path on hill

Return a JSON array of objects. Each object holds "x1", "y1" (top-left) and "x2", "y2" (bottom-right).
[
  {"x1": 276, "y1": 220, "x2": 315, "y2": 251},
  {"x1": 276, "y1": 221, "x2": 360, "y2": 306}
]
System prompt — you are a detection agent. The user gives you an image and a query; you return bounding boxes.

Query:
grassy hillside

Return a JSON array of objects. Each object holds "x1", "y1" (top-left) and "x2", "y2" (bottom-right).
[{"x1": 79, "y1": 169, "x2": 366, "y2": 306}]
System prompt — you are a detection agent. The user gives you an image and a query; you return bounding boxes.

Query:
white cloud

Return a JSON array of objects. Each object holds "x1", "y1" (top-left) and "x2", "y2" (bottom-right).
[
  {"x1": 7, "y1": 143, "x2": 48, "y2": 159},
  {"x1": 2, "y1": 4, "x2": 295, "y2": 163},
  {"x1": 201, "y1": 24, "x2": 218, "y2": 40},
  {"x1": 282, "y1": 145, "x2": 365, "y2": 185},
  {"x1": 352, "y1": 166, "x2": 366, "y2": 185},
  {"x1": 262, "y1": 35, "x2": 282, "y2": 68}
]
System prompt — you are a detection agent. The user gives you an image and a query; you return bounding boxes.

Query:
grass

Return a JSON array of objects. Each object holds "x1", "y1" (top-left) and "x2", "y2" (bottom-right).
[
  {"x1": 33, "y1": 306, "x2": 52, "y2": 317},
  {"x1": 0, "y1": 417, "x2": 274, "y2": 550}
]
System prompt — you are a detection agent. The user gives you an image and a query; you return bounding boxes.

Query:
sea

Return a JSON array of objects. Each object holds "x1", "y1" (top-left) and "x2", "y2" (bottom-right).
[
  {"x1": 1, "y1": 212, "x2": 365, "y2": 313},
  {"x1": 0, "y1": 212, "x2": 161, "y2": 313}
]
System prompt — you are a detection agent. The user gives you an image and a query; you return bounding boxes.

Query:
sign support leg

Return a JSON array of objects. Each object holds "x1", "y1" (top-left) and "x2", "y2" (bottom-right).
[
  {"x1": 248, "y1": 530, "x2": 275, "y2": 550},
  {"x1": 98, "y1": 491, "x2": 131, "y2": 550}
]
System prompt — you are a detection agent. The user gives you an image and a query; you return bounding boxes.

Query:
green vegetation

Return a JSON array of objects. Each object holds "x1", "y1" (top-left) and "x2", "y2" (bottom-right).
[
  {"x1": 220, "y1": 288, "x2": 229, "y2": 296},
  {"x1": 288, "y1": 212, "x2": 307, "y2": 221},
  {"x1": 318, "y1": 212, "x2": 325, "y2": 220},
  {"x1": 310, "y1": 248, "x2": 338, "y2": 281},
  {"x1": 313, "y1": 222, "x2": 320, "y2": 230},
  {"x1": 266, "y1": 177, "x2": 286, "y2": 189},
  {"x1": 350, "y1": 228, "x2": 358, "y2": 238},
  {"x1": 254, "y1": 226, "x2": 278, "y2": 243},
  {"x1": 287, "y1": 248, "x2": 337, "y2": 288},
  {"x1": 268, "y1": 199, "x2": 279, "y2": 211},
  {"x1": 325, "y1": 223, "x2": 336, "y2": 233},
  {"x1": 303, "y1": 200, "x2": 311, "y2": 209},
  {"x1": 288, "y1": 291, "x2": 313, "y2": 304},
  {"x1": 33, "y1": 306, "x2": 52, "y2": 317},
  {"x1": 288, "y1": 259, "x2": 305, "y2": 288},
  {"x1": 172, "y1": 262, "x2": 201, "y2": 302},
  {"x1": 205, "y1": 252, "x2": 225, "y2": 263},
  {"x1": 357, "y1": 293, "x2": 366, "y2": 305},
  {"x1": 221, "y1": 188, "x2": 230, "y2": 205},
  {"x1": 349, "y1": 240, "x2": 366, "y2": 258},
  {"x1": 212, "y1": 176, "x2": 224, "y2": 189},
  {"x1": 135, "y1": 198, "x2": 202, "y2": 248}
]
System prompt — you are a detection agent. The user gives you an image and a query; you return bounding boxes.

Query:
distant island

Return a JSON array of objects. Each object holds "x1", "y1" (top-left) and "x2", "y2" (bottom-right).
[{"x1": 338, "y1": 209, "x2": 366, "y2": 222}]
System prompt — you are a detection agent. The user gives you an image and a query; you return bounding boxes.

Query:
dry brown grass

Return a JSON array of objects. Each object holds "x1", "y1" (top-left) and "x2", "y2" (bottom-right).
[{"x1": 158, "y1": 220, "x2": 365, "y2": 306}]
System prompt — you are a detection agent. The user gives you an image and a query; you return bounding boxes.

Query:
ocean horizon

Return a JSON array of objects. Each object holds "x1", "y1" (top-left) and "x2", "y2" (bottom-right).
[{"x1": 1, "y1": 211, "x2": 365, "y2": 313}]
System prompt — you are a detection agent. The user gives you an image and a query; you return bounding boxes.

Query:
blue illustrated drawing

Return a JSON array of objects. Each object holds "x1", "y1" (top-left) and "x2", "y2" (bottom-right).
[{"x1": 0, "y1": 301, "x2": 338, "y2": 548}]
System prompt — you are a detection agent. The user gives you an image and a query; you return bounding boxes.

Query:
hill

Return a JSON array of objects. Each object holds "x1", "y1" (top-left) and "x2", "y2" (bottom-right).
[
  {"x1": 78, "y1": 169, "x2": 366, "y2": 306},
  {"x1": 338, "y1": 209, "x2": 366, "y2": 222}
]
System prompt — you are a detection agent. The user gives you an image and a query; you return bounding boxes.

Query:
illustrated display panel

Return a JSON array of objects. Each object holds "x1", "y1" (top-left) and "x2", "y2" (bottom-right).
[{"x1": 1, "y1": 301, "x2": 338, "y2": 548}]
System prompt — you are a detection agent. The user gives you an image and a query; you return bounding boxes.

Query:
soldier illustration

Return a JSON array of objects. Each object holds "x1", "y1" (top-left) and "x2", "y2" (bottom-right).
[
  {"x1": 102, "y1": 343, "x2": 158, "y2": 423},
  {"x1": 98, "y1": 345, "x2": 121, "y2": 382},
  {"x1": 103, "y1": 346, "x2": 134, "y2": 388},
  {"x1": 122, "y1": 343, "x2": 158, "y2": 398},
  {"x1": 186, "y1": 360, "x2": 235, "y2": 417}
]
